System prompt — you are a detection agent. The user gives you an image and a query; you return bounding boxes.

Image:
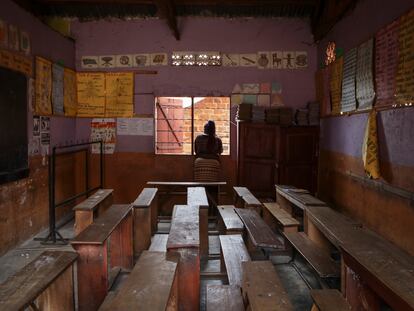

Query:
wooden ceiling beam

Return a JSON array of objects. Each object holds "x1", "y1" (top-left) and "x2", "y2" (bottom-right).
[{"x1": 154, "y1": 0, "x2": 180, "y2": 40}]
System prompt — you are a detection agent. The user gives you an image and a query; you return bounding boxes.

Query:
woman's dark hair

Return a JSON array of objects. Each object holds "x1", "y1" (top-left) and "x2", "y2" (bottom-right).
[{"x1": 204, "y1": 120, "x2": 216, "y2": 151}]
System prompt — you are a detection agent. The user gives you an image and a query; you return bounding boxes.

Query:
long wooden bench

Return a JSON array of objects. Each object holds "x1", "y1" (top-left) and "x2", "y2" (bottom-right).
[
  {"x1": 132, "y1": 187, "x2": 158, "y2": 257},
  {"x1": 217, "y1": 205, "x2": 244, "y2": 235},
  {"x1": 235, "y1": 208, "x2": 284, "y2": 257},
  {"x1": 219, "y1": 234, "x2": 251, "y2": 287},
  {"x1": 73, "y1": 189, "x2": 114, "y2": 235},
  {"x1": 0, "y1": 251, "x2": 77, "y2": 311},
  {"x1": 242, "y1": 261, "x2": 293, "y2": 310},
  {"x1": 149, "y1": 234, "x2": 168, "y2": 252},
  {"x1": 284, "y1": 232, "x2": 340, "y2": 279},
  {"x1": 206, "y1": 285, "x2": 244, "y2": 311},
  {"x1": 263, "y1": 202, "x2": 300, "y2": 233},
  {"x1": 187, "y1": 187, "x2": 209, "y2": 259},
  {"x1": 167, "y1": 205, "x2": 200, "y2": 311},
  {"x1": 99, "y1": 251, "x2": 179, "y2": 311},
  {"x1": 71, "y1": 204, "x2": 134, "y2": 311},
  {"x1": 310, "y1": 289, "x2": 351, "y2": 311},
  {"x1": 233, "y1": 186, "x2": 262, "y2": 213}
]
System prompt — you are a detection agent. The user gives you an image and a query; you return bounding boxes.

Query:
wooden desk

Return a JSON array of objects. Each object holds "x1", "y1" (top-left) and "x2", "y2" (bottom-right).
[
  {"x1": 233, "y1": 186, "x2": 262, "y2": 214},
  {"x1": 276, "y1": 184, "x2": 326, "y2": 212},
  {"x1": 187, "y1": 187, "x2": 209, "y2": 258}
]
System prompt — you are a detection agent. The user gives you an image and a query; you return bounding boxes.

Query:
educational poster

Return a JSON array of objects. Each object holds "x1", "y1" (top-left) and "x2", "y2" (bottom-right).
[
  {"x1": 270, "y1": 51, "x2": 283, "y2": 69},
  {"x1": 0, "y1": 19, "x2": 8, "y2": 48},
  {"x1": 231, "y1": 94, "x2": 243, "y2": 106},
  {"x1": 375, "y1": 19, "x2": 400, "y2": 107},
  {"x1": 150, "y1": 53, "x2": 168, "y2": 66},
  {"x1": 52, "y1": 63, "x2": 64, "y2": 115},
  {"x1": 19, "y1": 31, "x2": 30, "y2": 55},
  {"x1": 329, "y1": 57, "x2": 343, "y2": 115},
  {"x1": 295, "y1": 51, "x2": 308, "y2": 69},
  {"x1": 257, "y1": 94, "x2": 270, "y2": 107},
  {"x1": 395, "y1": 9, "x2": 414, "y2": 105},
  {"x1": 341, "y1": 48, "x2": 357, "y2": 112},
  {"x1": 117, "y1": 117, "x2": 154, "y2": 136},
  {"x1": 260, "y1": 83, "x2": 270, "y2": 93},
  {"x1": 90, "y1": 118, "x2": 116, "y2": 154},
  {"x1": 105, "y1": 72, "x2": 134, "y2": 117},
  {"x1": 99, "y1": 55, "x2": 115, "y2": 68},
  {"x1": 133, "y1": 54, "x2": 150, "y2": 67},
  {"x1": 35, "y1": 56, "x2": 53, "y2": 115},
  {"x1": 282, "y1": 52, "x2": 296, "y2": 69},
  {"x1": 356, "y1": 38, "x2": 375, "y2": 110},
  {"x1": 271, "y1": 82, "x2": 282, "y2": 94},
  {"x1": 63, "y1": 68, "x2": 77, "y2": 116},
  {"x1": 257, "y1": 52, "x2": 271, "y2": 69},
  {"x1": 31, "y1": 116, "x2": 40, "y2": 155},
  {"x1": 241, "y1": 83, "x2": 259, "y2": 94},
  {"x1": 8, "y1": 24, "x2": 19, "y2": 51},
  {"x1": 222, "y1": 54, "x2": 239, "y2": 67},
  {"x1": 76, "y1": 72, "x2": 105, "y2": 117},
  {"x1": 33, "y1": 116, "x2": 40, "y2": 136},
  {"x1": 362, "y1": 111, "x2": 380, "y2": 179},
  {"x1": 0, "y1": 49, "x2": 32, "y2": 76},
  {"x1": 40, "y1": 116, "x2": 50, "y2": 156},
  {"x1": 116, "y1": 54, "x2": 132, "y2": 67},
  {"x1": 239, "y1": 54, "x2": 257, "y2": 67},
  {"x1": 81, "y1": 56, "x2": 99, "y2": 69}
]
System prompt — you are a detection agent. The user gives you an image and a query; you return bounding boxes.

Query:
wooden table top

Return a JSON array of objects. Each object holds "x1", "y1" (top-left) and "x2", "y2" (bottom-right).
[
  {"x1": 73, "y1": 189, "x2": 113, "y2": 211},
  {"x1": 233, "y1": 187, "x2": 261, "y2": 206},
  {"x1": 218, "y1": 205, "x2": 244, "y2": 231},
  {"x1": 167, "y1": 205, "x2": 200, "y2": 249},
  {"x1": 187, "y1": 187, "x2": 209, "y2": 208},
  {"x1": 147, "y1": 181, "x2": 226, "y2": 186}
]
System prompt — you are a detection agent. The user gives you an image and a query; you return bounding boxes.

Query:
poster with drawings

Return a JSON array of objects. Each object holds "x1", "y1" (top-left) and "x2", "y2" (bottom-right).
[
  {"x1": 40, "y1": 116, "x2": 50, "y2": 156},
  {"x1": 117, "y1": 118, "x2": 154, "y2": 136},
  {"x1": 90, "y1": 118, "x2": 116, "y2": 154}
]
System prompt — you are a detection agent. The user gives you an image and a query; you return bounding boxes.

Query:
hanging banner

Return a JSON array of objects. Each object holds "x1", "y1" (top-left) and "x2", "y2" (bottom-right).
[
  {"x1": 105, "y1": 72, "x2": 134, "y2": 117},
  {"x1": 52, "y1": 63, "x2": 64, "y2": 115},
  {"x1": 341, "y1": 48, "x2": 357, "y2": 112},
  {"x1": 356, "y1": 38, "x2": 375, "y2": 110},
  {"x1": 329, "y1": 57, "x2": 343, "y2": 115},
  {"x1": 35, "y1": 56, "x2": 52, "y2": 115},
  {"x1": 76, "y1": 72, "x2": 105, "y2": 117},
  {"x1": 90, "y1": 118, "x2": 116, "y2": 154},
  {"x1": 362, "y1": 111, "x2": 380, "y2": 179},
  {"x1": 395, "y1": 9, "x2": 414, "y2": 105},
  {"x1": 63, "y1": 68, "x2": 77, "y2": 116}
]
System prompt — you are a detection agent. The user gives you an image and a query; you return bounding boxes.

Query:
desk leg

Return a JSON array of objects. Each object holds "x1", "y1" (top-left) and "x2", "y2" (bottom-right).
[
  {"x1": 305, "y1": 214, "x2": 332, "y2": 253},
  {"x1": 133, "y1": 207, "x2": 151, "y2": 259},
  {"x1": 112, "y1": 213, "x2": 134, "y2": 269},
  {"x1": 74, "y1": 243, "x2": 108, "y2": 311},
  {"x1": 199, "y1": 208, "x2": 209, "y2": 259}
]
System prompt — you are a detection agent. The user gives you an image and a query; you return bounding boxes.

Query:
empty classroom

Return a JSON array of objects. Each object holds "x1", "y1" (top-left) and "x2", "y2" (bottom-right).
[{"x1": 0, "y1": 0, "x2": 413, "y2": 310}]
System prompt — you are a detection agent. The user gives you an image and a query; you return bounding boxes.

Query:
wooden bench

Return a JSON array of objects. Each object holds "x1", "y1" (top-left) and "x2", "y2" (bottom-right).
[
  {"x1": 233, "y1": 186, "x2": 262, "y2": 214},
  {"x1": 219, "y1": 234, "x2": 251, "y2": 287},
  {"x1": 235, "y1": 208, "x2": 284, "y2": 257},
  {"x1": 284, "y1": 232, "x2": 340, "y2": 279},
  {"x1": 73, "y1": 189, "x2": 114, "y2": 235},
  {"x1": 206, "y1": 285, "x2": 244, "y2": 311},
  {"x1": 263, "y1": 202, "x2": 300, "y2": 233},
  {"x1": 187, "y1": 187, "x2": 209, "y2": 259},
  {"x1": 242, "y1": 261, "x2": 293, "y2": 310},
  {"x1": 0, "y1": 251, "x2": 77, "y2": 311},
  {"x1": 310, "y1": 289, "x2": 351, "y2": 311},
  {"x1": 167, "y1": 205, "x2": 200, "y2": 311},
  {"x1": 132, "y1": 187, "x2": 158, "y2": 257},
  {"x1": 71, "y1": 204, "x2": 134, "y2": 311},
  {"x1": 99, "y1": 251, "x2": 179, "y2": 311},
  {"x1": 217, "y1": 205, "x2": 244, "y2": 235},
  {"x1": 149, "y1": 234, "x2": 168, "y2": 252}
]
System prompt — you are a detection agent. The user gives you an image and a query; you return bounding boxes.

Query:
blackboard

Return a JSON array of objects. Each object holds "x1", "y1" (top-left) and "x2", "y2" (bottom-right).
[{"x1": 0, "y1": 66, "x2": 29, "y2": 184}]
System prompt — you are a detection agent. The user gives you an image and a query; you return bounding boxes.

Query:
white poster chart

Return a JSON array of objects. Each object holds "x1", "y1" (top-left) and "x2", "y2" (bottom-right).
[
  {"x1": 117, "y1": 117, "x2": 154, "y2": 136},
  {"x1": 356, "y1": 38, "x2": 376, "y2": 110},
  {"x1": 90, "y1": 118, "x2": 116, "y2": 154},
  {"x1": 341, "y1": 48, "x2": 357, "y2": 113}
]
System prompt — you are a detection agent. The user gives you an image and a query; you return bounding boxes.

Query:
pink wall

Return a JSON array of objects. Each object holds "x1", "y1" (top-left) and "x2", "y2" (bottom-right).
[{"x1": 71, "y1": 17, "x2": 317, "y2": 156}]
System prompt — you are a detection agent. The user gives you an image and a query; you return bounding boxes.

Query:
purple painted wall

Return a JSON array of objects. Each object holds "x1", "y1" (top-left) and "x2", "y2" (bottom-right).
[
  {"x1": 71, "y1": 17, "x2": 317, "y2": 156},
  {"x1": 318, "y1": 0, "x2": 414, "y2": 167},
  {"x1": 1, "y1": 0, "x2": 76, "y2": 148}
]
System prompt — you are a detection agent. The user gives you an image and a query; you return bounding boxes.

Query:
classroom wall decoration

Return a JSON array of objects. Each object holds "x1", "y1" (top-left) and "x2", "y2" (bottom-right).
[
  {"x1": 329, "y1": 57, "x2": 343, "y2": 115},
  {"x1": 0, "y1": 49, "x2": 32, "y2": 76},
  {"x1": 362, "y1": 111, "x2": 380, "y2": 179},
  {"x1": 99, "y1": 55, "x2": 115, "y2": 68},
  {"x1": 63, "y1": 68, "x2": 77, "y2": 117},
  {"x1": 35, "y1": 56, "x2": 53, "y2": 115},
  {"x1": 356, "y1": 38, "x2": 375, "y2": 110},
  {"x1": 341, "y1": 48, "x2": 357, "y2": 112},
  {"x1": 76, "y1": 72, "x2": 106, "y2": 117},
  {"x1": 90, "y1": 118, "x2": 116, "y2": 154},
  {"x1": 105, "y1": 72, "x2": 134, "y2": 117},
  {"x1": 52, "y1": 63, "x2": 64, "y2": 115},
  {"x1": 117, "y1": 117, "x2": 154, "y2": 136}
]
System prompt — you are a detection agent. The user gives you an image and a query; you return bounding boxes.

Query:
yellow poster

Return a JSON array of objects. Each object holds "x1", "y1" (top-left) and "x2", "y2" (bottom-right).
[
  {"x1": 105, "y1": 72, "x2": 134, "y2": 117},
  {"x1": 329, "y1": 57, "x2": 343, "y2": 115},
  {"x1": 362, "y1": 110, "x2": 380, "y2": 179},
  {"x1": 0, "y1": 49, "x2": 32, "y2": 76},
  {"x1": 76, "y1": 72, "x2": 105, "y2": 117},
  {"x1": 64, "y1": 68, "x2": 77, "y2": 116},
  {"x1": 35, "y1": 56, "x2": 52, "y2": 115}
]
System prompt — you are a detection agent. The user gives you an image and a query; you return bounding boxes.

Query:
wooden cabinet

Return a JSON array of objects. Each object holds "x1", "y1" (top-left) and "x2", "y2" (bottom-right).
[{"x1": 237, "y1": 122, "x2": 319, "y2": 198}]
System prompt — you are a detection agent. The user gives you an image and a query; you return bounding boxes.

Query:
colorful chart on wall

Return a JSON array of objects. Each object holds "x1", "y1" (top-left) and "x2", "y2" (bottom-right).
[
  {"x1": 105, "y1": 72, "x2": 134, "y2": 117},
  {"x1": 52, "y1": 63, "x2": 64, "y2": 115},
  {"x1": 341, "y1": 48, "x2": 357, "y2": 113},
  {"x1": 76, "y1": 72, "x2": 105, "y2": 117},
  {"x1": 329, "y1": 57, "x2": 343, "y2": 115},
  {"x1": 375, "y1": 19, "x2": 400, "y2": 107},
  {"x1": 395, "y1": 9, "x2": 414, "y2": 105},
  {"x1": 63, "y1": 68, "x2": 77, "y2": 116},
  {"x1": 35, "y1": 56, "x2": 52, "y2": 115},
  {"x1": 90, "y1": 118, "x2": 116, "y2": 154},
  {"x1": 356, "y1": 38, "x2": 375, "y2": 110}
]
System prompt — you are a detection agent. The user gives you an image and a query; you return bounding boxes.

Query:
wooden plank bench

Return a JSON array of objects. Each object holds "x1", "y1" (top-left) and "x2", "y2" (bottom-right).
[
  {"x1": 99, "y1": 251, "x2": 179, "y2": 311},
  {"x1": 0, "y1": 251, "x2": 77, "y2": 311},
  {"x1": 284, "y1": 232, "x2": 340, "y2": 279},
  {"x1": 71, "y1": 204, "x2": 134, "y2": 311},
  {"x1": 262, "y1": 202, "x2": 300, "y2": 233},
  {"x1": 206, "y1": 285, "x2": 244, "y2": 311},
  {"x1": 132, "y1": 187, "x2": 158, "y2": 257},
  {"x1": 233, "y1": 186, "x2": 262, "y2": 214},
  {"x1": 73, "y1": 189, "x2": 114, "y2": 235},
  {"x1": 242, "y1": 261, "x2": 293, "y2": 310},
  {"x1": 310, "y1": 289, "x2": 351, "y2": 311},
  {"x1": 149, "y1": 234, "x2": 168, "y2": 252},
  {"x1": 219, "y1": 234, "x2": 251, "y2": 287},
  {"x1": 167, "y1": 205, "x2": 200, "y2": 311},
  {"x1": 187, "y1": 187, "x2": 209, "y2": 259},
  {"x1": 235, "y1": 208, "x2": 284, "y2": 257},
  {"x1": 217, "y1": 205, "x2": 244, "y2": 235}
]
